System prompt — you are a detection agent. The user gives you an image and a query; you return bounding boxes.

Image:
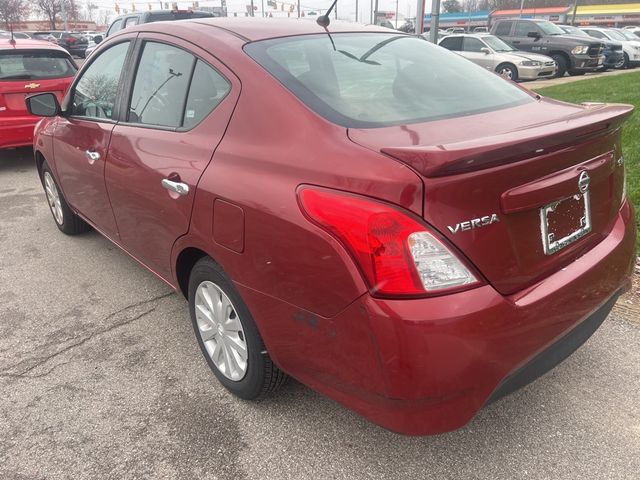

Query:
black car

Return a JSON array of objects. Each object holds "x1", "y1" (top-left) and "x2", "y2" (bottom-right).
[
  {"x1": 86, "y1": 9, "x2": 216, "y2": 57},
  {"x1": 56, "y1": 32, "x2": 88, "y2": 58},
  {"x1": 558, "y1": 24, "x2": 624, "y2": 70},
  {"x1": 490, "y1": 18, "x2": 604, "y2": 77}
]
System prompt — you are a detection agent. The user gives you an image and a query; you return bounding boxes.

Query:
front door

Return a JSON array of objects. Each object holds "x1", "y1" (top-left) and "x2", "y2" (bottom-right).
[
  {"x1": 460, "y1": 37, "x2": 494, "y2": 70},
  {"x1": 53, "y1": 40, "x2": 133, "y2": 238},
  {"x1": 105, "y1": 35, "x2": 239, "y2": 280}
]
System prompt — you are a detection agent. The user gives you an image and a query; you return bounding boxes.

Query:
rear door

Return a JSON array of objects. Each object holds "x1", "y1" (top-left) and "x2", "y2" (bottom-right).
[
  {"x1": 53, "y1": 37, "x2": 135, "y2": 238},
  {"x1": 104, "y1": 34, "x2": 239, "y2": 280}
]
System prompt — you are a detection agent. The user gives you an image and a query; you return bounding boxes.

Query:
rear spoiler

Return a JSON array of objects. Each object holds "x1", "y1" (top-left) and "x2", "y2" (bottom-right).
[{"x1": 380, "y1": 103, "x2": 634, "y2": 178}]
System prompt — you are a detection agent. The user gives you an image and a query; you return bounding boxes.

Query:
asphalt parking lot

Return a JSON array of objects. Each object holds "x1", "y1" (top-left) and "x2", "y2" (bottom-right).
[{"x1": 1, "y1": 147, "x2": 639, "y2": 480}]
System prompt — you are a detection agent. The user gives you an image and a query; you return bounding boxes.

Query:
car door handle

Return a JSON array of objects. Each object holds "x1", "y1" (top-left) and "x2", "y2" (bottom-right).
[
  {"x1": 85, "y1": 150, "x2": 101, "y2": 164},
  {"x1": 512, "y1": 41, "x2": 520, "y2": 44},
  {"x1": 161, "y1": 178, "x2": 189, "y2": 196}
]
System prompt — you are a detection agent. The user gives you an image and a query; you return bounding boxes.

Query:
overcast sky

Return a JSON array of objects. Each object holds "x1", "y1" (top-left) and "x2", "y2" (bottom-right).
[{"x1": 82, "y1": 0, "x2": 436, "y2": 25}]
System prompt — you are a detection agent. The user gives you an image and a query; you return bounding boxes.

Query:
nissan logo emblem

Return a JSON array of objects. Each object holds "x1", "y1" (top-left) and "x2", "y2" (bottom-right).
[{"x1": 578, "y1": 171, "x2": 590, "y2": 193}]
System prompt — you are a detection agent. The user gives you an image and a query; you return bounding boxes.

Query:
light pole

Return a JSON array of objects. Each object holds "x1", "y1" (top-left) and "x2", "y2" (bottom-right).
[
  {"x1": 519, "y1": 0, "x2": 525, "y2": 18},
  {"x1": 570, "y1": 0, "x2": 578, "y2": 26},
  {"x1": 416, "y1": 0, "x2": 425, "y2": 35}
]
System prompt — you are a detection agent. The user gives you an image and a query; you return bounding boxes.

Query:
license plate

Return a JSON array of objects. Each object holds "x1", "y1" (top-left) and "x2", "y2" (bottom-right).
[{"x1": 540, "y1": 186, "x2": 592, "y2": 256}]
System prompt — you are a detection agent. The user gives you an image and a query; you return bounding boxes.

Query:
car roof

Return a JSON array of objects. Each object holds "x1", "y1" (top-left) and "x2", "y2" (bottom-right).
[
  {"x1": 184, "y1": 18, "x2": 396, "y2": 42},
  {"x1": 0, "y1": 37, "x2": 69, "y2": 53}
]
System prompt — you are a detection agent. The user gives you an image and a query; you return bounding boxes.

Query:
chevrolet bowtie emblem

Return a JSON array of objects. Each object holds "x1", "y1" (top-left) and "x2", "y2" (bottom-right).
[{"x1": 24, "y1": 83, "x2": 40, "y2": 89}]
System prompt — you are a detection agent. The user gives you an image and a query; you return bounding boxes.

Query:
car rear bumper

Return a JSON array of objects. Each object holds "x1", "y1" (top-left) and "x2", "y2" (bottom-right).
[
  {"x1": 0, "y1": 117, "x2": 38, "y2": 149},
  {"x1": 248, "y1": 200, "x2": 635, "y2": 436}
]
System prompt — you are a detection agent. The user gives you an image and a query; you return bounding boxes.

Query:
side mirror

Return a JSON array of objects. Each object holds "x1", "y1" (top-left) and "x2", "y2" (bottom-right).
[
  {"x1": 93, "y1": 34, "x2": 103, "y2": 44},
  {"x1": 527, "y1": 31, "x2": 541, "y2": 39},
  {"x1": 26, "y1": 93, "x2": 60, "y2": 117},
  {"x1": 480, "y1": 47, "x2": 491, "y2": 55}
]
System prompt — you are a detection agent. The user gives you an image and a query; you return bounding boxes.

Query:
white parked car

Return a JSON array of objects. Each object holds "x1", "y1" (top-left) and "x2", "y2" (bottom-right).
[
  {"x1": 581, "y1": 27, "x2": 640, "y2": 68},
  {"x1": 438, "y1": 34, "x2": 557, "y2": 81}
]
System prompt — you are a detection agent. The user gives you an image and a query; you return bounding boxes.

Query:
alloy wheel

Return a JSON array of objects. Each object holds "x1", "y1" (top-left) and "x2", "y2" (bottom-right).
[
  {"x1": 194, "y1": 281, "x2": 248, "y2": 381},
  {"x1": 499, "y1": 67, "x2": 514, "y2": 79},
  {"x1": 43, "y1": 172, "x2": 63, "y2": 225}
]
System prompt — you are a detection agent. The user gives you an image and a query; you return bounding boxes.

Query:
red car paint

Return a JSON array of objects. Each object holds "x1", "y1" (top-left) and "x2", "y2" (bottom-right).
[
  {"x1": 32, "y1": 19, "x2": 636, "y2": 435},
  {"x1": 1, "y1": 38, "x2": 76, "y2": 149}
]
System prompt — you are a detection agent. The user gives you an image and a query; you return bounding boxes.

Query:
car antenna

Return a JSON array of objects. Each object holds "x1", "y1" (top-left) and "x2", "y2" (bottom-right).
[{"x1": 316, "y1": 0, "x2": 338, "y2": 28}]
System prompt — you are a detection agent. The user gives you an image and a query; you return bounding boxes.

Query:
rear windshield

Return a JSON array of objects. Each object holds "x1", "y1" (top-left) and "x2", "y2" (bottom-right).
[
  {"x1": 0, "y1": 51, "x2": 76, "y2": 81},
  {"x1": 245, "y1": 33, "x2": 533, "y2": 128}
]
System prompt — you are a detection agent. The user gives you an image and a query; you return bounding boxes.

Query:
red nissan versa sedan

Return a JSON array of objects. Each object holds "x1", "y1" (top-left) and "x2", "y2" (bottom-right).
[
  {"x1": 1, "y1": 37, "x2": 77, "y2": 149},
  {"x1": 25, "y1": 18, "x2": 636, "y2": 435}
]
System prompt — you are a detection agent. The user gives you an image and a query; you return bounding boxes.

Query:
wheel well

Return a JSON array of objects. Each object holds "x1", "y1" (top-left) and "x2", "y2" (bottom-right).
[
  {"x1": 549, "y1": 51, "x2": 570, "y2": 64},
  {"x1": 175, "y1": 247, "x2": 209, "y2": 298},
  {"x1": 34, "y1": 151, "x2": 46, "y2": 181}
]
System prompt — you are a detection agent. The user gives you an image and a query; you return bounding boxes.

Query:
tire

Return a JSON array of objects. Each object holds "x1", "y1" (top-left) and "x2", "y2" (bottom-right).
[
  {"x1": 188, "y1": 257, "x2": 287, "y2": 399},
  {"x1": 41, "y1": 162, "x2": 91, "y2": 235},
  {"x1": 550, "y1": 54, "x2": 567, "y2": 78},
  {"x1": 622, "y1": 53, "x2": 630, "y2": 69},
  {"x1": 495, "y1": 63, "x2": 518, "y2": 82}
]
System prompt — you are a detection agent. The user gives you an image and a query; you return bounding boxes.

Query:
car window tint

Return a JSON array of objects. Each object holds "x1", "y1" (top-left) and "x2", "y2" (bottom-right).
[
  {"x1": 70, "y1": 41, "x2": 129, "y2": 120},
  {"x1": 106, "y1": 19, "x2": 123, "y2": 36},
  {"x1": 0, "y1": 51, "x2": 76, "y2": 80},
  {"x1": 515, "y1": 22, "x2": 536, "y2": 37},
  {"x1": 183, "y1": 60, "x2": 231, "y2": 129},
  {"x1": 439, "y1": 36, "x2": 462, "y2": 51},
  {"x1": 128, "y1": 42, "x2": 195, "y2": 128},
  {"x1": 463, "y1": 37, "x2": 485, "y2": 52},
  {"x1": 494, "y1": 21, "x2": 512, "y2": 36},
  {"x1": 246, "y1": 33, "x2": 533, "y2": 128}
]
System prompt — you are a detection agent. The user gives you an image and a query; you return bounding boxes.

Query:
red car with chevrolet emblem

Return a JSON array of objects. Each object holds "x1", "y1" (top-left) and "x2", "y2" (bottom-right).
[
  {"x1": 26, "y1": 18, "x2": 636, "y2": 435},
  {"x1": 1, "y1": 37, "x2": 77, "y2": 149}
]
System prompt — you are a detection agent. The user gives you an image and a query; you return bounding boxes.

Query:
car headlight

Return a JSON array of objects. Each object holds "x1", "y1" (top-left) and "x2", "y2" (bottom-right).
[
  {"x1": 572, "y1": 45, "x2": 589, "y2": 55},
  {"x1": 520, "y1": 60, "x2": 541, "y2": 66}
]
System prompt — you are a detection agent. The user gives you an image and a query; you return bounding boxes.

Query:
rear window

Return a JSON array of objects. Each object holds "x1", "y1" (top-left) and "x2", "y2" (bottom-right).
[
  {"x1": 245, "y1": 33, "x2": 533, "y2": 128},
  {"x1": 0, "y1": 51, "x2": 76, "y2": 81}
]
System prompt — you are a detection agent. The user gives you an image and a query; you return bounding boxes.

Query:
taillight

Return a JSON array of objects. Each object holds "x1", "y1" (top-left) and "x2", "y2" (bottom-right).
[{"x1": 298, "y1": 187, "x2": 480, "y2": 297}]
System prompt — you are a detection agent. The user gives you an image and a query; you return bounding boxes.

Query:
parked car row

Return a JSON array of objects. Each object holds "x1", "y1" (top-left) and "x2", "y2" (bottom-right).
[{"x1": 438, "y1": 19, "x2": 640, "y2": 80}]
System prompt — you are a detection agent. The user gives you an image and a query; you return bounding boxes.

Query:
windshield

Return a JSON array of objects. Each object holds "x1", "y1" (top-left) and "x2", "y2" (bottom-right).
[
  {"x1": 606, "y1": 29, "x2": 626, "y2": 41},
  {"x1": 561, "y1": 26, "x2": 588, "y2": 37},
  {"x1": 537, "y1": 21, "x2": 565, "y2": 35},
  {"x1": 245, "y1": 33, "x2": 533, "y2": 128},
  {"x1": 0, "y1": 51, "x2": 76, "y2": 80},
  {"x1": 482, "y1": 35, "x2": 516, "y2": 52},
  {"x1": 618, "y1": 29, "x2": 639, "y2": 41}
]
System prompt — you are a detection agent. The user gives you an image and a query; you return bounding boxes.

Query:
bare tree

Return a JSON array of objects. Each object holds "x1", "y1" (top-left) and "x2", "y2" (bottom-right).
[
  {"x1": 35, "y1": 0, "x2": 72, "y2": 29},
  {"x1": 0, "y1": 0, "x2": 29, "y2": 30}
]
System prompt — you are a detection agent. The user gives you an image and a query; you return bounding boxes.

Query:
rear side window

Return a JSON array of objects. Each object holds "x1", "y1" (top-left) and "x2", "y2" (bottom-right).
[
  {"x1": 70, "y1": 41, "x2": 130, "y2": 120},
  {"x1": 0, "y1": 51, "x2": 76, "y2": 81},
  {"x1": 128, "y1": 42, "x2": 194, "y2": 127},
  {"x1": 494, "y1": 21, "x2": 513, "y2": 36},
  {"x1": 246, "y1": 33, "x2": 533, "y2": 128},
  {"x1": 183, "y1": 60, "x2": 231, "y2": 129},
  {"x1": 439, "y1": 36, "x2": 462, "y2": 51}
]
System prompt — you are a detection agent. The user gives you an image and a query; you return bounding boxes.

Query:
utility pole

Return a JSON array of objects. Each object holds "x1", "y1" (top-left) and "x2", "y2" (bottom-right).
[
  {"x1": 355, "y1": 0, "x2": 358, "y2": 22},
  {"x1": 519, "y1": 0, "x2": 525, "y2": 18},
  {"x1": 374, "y1": 0, "x2": 378, "y2": 25},
  {"x1": 416, "y1": 0, "x2": 425, "y2": 35},
  {"x1": 61, "y1": 0, "x2": 68, "y2": 30},
  {"x1": 370, "y1": 0, "x2": 373, "y2": 24},
  {"x1": 428, "y1": 0, "x2": 441, "y2": 42},
  {"x1": 395, "y1": 0, "x2": 399, "y2": 28},
  {"x1": 297, "y1": 0, "x2": 300, "y2": 18},
  {"x1": 250, "y1": 0, "x2": 254, "y2": 16},
  {"x1": 570, "y1": 0, "x2": 578, "y2": 26}
]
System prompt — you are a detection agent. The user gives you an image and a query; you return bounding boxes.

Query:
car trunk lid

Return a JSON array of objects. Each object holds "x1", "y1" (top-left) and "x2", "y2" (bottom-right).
[{"x1": 348, "y1": 100, "x2": 633, "y2": 295}]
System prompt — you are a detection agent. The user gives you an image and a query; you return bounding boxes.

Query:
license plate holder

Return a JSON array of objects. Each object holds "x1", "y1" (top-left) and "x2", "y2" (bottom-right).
[{"x1": 540, "y1": 189, "x2": 592, "y2": 256}]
